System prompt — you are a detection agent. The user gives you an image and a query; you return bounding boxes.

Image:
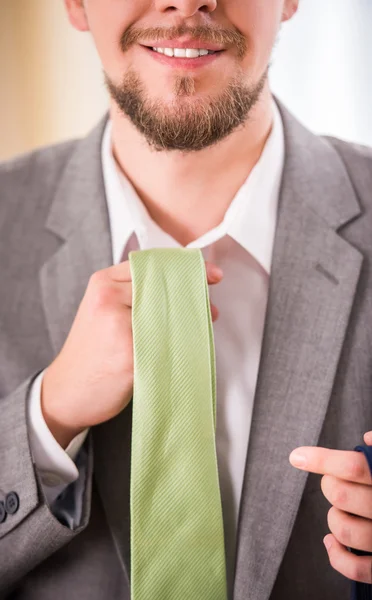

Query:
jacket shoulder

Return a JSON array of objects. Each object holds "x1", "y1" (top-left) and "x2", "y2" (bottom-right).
[
  {"x1": 322, "y1": 136, "x2": 372, "y2": 205},
  {"x1": 324, "y1": 134, "x2": 372, "y2": 163},
  {"x1": 0, "y1": 138, "x2": 79, "y2": 234},
  {"x1": 0, "y1": 138, "x2": 78, "y2": 197}
]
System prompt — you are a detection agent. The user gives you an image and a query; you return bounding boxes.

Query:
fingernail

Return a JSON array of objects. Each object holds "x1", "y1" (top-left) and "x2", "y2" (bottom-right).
[
  {"x1": 323, "y1": 536, "x2": 332, "y2": 551},
  {"x1": 211, "y1": 267, "x2": 223, "y2": 280},
  {"x1": 289, "y1": 451, "x2": 307, "y2": 467},
  {"x1": 365, "y1": 432, "x2": 372, "y2": 445}
]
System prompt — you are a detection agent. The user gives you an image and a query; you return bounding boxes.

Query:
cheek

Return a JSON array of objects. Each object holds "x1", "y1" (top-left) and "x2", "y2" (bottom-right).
[
  {"x1": 228, "y1": 0, "x2": 283, "y2": 68},
  {"x1": 84, "y1": 1, "x2": 144, "y2": 74}
]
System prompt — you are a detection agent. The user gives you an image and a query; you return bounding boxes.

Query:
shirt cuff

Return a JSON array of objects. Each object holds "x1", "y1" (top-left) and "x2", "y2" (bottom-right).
[{"x1": 27, "y1": 370, "x2": 90, "y2": 488}]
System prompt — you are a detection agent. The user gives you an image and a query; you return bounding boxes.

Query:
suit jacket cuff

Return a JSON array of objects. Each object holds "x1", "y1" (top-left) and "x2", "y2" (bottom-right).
[{"x1": 27, "y1": 369, "x2": 89, "y2": 489}]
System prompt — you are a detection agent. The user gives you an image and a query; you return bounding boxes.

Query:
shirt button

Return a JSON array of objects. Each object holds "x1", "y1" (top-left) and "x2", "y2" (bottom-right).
[
  {"x1": 5, "y1": 492, "x2": 19, "y2": 515},
  {"x1": 0, "y1": 501, "x2": 7, "y2": 523},
  {"x1": 42, "y1": 472, "x2": 63, "y2": 487}
]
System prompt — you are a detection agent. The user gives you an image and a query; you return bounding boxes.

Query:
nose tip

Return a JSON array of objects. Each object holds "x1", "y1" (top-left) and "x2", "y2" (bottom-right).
[{"x1": 157, "y1": 0, "x2": 217, "y2": 17}]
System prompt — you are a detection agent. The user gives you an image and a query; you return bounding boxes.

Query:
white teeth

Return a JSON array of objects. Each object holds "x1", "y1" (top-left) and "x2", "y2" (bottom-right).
[
  {"x1": 152, "y1": 47, "x2": 215, "y2": 58},
  {"x1": 185, "y1": 49, "x2": 200, "y2": 58}
]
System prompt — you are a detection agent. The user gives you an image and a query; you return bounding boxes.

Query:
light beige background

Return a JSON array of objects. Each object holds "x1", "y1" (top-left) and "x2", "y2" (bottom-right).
[
  {"x1": 1, "y1": 0, "x2": 371, "y2": 162},
  {"x1": 0, "y1": 0, "x2": 108, "y2": 161}
]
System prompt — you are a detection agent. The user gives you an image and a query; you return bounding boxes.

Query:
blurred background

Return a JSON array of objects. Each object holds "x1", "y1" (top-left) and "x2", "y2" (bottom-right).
[{"x1": 0, "y1": 0, "x2": 371, "y2": 161}]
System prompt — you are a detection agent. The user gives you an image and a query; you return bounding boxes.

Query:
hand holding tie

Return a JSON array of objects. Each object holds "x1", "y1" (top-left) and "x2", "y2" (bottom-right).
[{"x1": 40, "y1": 257, "x2": 223, "y2": 449}]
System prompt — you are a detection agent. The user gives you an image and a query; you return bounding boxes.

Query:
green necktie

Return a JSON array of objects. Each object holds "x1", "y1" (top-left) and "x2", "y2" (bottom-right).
[{"x1": 129, "y1": 247, "x2": 227, "y2": 600}]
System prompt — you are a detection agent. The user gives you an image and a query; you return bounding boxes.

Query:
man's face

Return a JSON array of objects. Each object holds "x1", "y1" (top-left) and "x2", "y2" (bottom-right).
[{"x1": 66, "y1": 0, "x2": 298, "y2": 152}]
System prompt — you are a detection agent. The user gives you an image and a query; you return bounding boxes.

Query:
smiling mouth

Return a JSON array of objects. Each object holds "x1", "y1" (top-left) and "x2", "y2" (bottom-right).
[{"x1": 143, "y1": 46, "x2": 225, "y2": 59}]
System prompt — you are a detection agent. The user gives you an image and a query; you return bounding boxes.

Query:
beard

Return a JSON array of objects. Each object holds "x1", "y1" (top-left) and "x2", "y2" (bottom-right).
[{"x1": 105, "y1": 65, "x2": 268, "y2": 154}]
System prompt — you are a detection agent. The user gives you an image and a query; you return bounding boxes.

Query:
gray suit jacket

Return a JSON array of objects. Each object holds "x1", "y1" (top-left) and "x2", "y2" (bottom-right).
[{"x1": 1, "y1": 99, "x2": 372, "y2": 600}]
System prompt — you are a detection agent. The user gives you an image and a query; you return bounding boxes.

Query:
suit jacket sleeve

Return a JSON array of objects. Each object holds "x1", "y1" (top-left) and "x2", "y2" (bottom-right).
[
  {"x1": 27, "y1": 369, "x2": 89, "y2": 507},
  {"x1": 0, "y1": 373, "x2": 93, "y2": 595}
]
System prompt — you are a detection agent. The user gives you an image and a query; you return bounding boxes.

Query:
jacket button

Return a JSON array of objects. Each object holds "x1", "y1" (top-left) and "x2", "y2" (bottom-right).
[
  {"x1": 5, "y1": 492, "x2": 19, "y2": 515},
  {"x1": 41, "y1": 472, "x2": 63, "y2": 487},
  {"x1": 0, "y1": 501, "x2": 7, "y2": 523}
]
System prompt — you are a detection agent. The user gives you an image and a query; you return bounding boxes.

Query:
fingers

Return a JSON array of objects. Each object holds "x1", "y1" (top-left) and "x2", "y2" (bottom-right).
[
  {"x1": 104, "y1": 281, "x2": 218, "y2": 321},
  {"x1": 104, "y1": 259, "x2": 222, "y2": 320},
  {"x1": 323, "y1": 533, "x2": 372, "y2": 584},
  {"x1": 327, "y1": 505, "x2": 372, "y2": 553},
  {"x1": 106, "y1": 260, "x2": 223, "y2": 286},
  {"x1": 290, "y1": 434, "x2": 372, "y2": 583},
  {"x1": 112, "y1": 289, "x2": 218, "y2": 319},
  {"x1": 205, "y1": 261, "x2": 224, "y2": 285},
  {"x1": 321, "y1": 475, "x2": 372, "y2": 520},
  {"x1": 211, "y1": 303, "x2": 219, "y2": 322},
  {"x1": 289, "y1": 447, "x2": 372, "y2": 485},
  {"x1": 106, "y1": 261, "x2": 132, "y2": 282}
]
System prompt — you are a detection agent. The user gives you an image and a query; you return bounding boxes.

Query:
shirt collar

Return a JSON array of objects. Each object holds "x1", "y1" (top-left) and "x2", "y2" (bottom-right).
[{"x1": 101, "y1": 100, "x2": 285, "y2": 274}]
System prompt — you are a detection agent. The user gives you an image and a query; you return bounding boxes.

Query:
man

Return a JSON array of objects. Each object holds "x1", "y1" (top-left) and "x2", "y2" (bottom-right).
[{"x1": 1, "y1": 0, "x2": 372, "y2": 598}]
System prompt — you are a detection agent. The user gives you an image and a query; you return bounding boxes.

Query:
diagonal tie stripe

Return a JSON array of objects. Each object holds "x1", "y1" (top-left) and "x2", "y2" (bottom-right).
[{"x1": 129, "y1": 248, "x2": 227, "y2": 600}]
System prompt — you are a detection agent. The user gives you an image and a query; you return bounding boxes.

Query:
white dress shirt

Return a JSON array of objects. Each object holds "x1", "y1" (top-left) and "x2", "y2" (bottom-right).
[{"x1": 27, "y1": 100, "x2": 284, "y2": 594}]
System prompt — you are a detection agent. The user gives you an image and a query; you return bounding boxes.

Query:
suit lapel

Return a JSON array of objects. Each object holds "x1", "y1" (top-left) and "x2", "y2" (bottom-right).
[
  {"x1": 39, "y1": 115, "x2": 132, "y2": 586},
  {"x1": 233, "y1": 101, "x2": 363, "y2": 600},
  {"x1": 40, "y1": 116, "x2": 113, "y2": 357}
]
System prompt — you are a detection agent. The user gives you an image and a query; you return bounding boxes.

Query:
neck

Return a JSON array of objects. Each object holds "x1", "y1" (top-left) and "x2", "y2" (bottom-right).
[{"x1": 110, "y1": 82, "x2": 274, "y2": 247}]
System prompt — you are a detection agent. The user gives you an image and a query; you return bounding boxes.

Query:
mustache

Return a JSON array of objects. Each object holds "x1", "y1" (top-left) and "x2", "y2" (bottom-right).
[{"x1": 120, "y1": 24, "x2": 247, "y2": 59}]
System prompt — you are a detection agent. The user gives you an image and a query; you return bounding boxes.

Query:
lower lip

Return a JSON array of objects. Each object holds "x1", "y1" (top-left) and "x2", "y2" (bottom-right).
[{"x1": 141, "y1": 46, "x2": 224, "y2": 69}]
